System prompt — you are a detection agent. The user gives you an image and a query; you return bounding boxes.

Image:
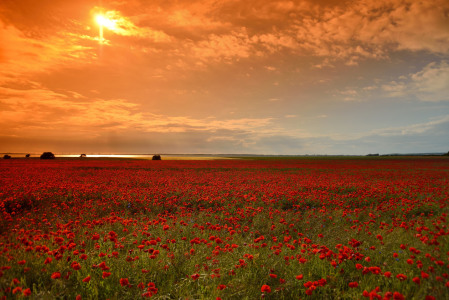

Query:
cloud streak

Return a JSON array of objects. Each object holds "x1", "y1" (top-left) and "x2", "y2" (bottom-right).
[{"x1": 0, "y1": 84, "x2": 275, "y2": 137}]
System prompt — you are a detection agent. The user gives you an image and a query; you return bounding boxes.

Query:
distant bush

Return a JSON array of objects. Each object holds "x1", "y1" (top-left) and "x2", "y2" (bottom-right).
[
  {"x1": 152, "y1": 155, "x2": 161, "y2": 160},
  {"x1": 25, "y1": 154, "x2": 30, "y2": 158},
  {"x1": 3, "y1": 154, "x2": 11, "y2": 159},
  {"x1": 40, "y1": 152, "x2": 55, "y2": 159},
  {"x1": 80, "y1": 154, "x2": 86, "y2": 158}
]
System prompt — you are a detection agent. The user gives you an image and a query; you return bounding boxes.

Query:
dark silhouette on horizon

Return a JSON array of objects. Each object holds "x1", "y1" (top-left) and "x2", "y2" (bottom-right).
[{"x1": 40, "y1": 152, "x2": 55, "y2": 159}]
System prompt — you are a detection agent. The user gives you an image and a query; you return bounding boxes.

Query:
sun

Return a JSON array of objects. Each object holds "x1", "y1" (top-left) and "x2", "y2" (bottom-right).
[
  {"x1": 95, "y1": 14, "x2": 117, "y2": 31},
  {"x1": 95, "y1": 13, "x2": 117, "y2": 43}
]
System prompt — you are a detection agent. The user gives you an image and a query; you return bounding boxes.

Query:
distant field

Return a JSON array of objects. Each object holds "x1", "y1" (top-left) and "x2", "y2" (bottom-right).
[{"x1": 1, "y1": 157, "x2": 448, "y2": 299}]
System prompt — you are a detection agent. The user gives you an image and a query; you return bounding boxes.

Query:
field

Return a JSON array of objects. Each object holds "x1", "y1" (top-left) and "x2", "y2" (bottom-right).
[{"x1": 1, "y1": 157, "x2": 449, "y2": 299}]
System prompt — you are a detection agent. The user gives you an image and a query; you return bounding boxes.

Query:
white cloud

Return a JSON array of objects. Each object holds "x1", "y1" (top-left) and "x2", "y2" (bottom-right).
[
  {"x1": 337, "y1": 88, "x2": 363, "y2": 102},
  {"x1": 370, "y1": 115, "x2": 449, "y2": 137},
  {"x1": 411, "y1": 61, "x2": 449, "y2": 102},
  {"x1": 381, "y1": 81, "x2": 408, "y2": 97},
  {"x1": 381, "y1": 61, "x2": 449, "y2": 101}
]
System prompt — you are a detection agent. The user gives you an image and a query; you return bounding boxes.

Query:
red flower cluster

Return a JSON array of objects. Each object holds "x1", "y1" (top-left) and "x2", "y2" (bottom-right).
[{"x1": 0, "y1": 157, "x2": 448, "y2": 298}]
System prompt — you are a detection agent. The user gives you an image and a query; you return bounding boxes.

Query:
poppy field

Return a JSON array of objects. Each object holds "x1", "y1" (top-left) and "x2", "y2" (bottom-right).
[{"x1": 1, "y1": 157, "x2": 449, "y2": 299}]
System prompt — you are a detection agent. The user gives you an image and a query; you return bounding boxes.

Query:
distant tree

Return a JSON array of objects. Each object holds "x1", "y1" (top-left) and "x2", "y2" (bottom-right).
[
  {"x1": 3, "y1": 154, "x2": 11, "y2": 159},
  {"x1": 80, "y1": 154, "x2": 87, "y2": 158},
  {"x1": 366, "y1": 153, "x2": 379, "y2": 156},
  {"x1": 40, "y1": 152, "x2": 55, "y2": 159},
  {"x1": 152, "y1": 155, "x2": 161, "y2": 160},
  {"x1": 25, "y1": 154, "x2": 30, "y2": 158},
  {"x1": 445, "y1": 151, "x2": 449, "y2": 156}
]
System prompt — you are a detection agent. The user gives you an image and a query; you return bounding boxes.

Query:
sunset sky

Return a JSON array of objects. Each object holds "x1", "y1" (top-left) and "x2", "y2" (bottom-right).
[{"x1": 1, "y1": 0, "x2": 448, "y2": 155}]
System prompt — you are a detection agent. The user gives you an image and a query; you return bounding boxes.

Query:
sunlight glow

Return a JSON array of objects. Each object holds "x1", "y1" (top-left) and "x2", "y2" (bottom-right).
[
  {"x1": 95, "y1": 14, "x2": 117, "y2": 43},
  {"x1": 95, "y1": 15, "x2": 117, "y2": 31}
]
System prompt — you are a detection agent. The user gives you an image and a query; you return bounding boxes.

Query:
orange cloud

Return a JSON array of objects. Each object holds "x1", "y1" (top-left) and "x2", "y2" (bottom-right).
[
  {"x1": 91, "y1": 8, "x2": 171, "y2": 42},
  {"x1": 191, "y1": 30, "x2": 253, "y2": 61},
  {"x1": 3, "y1": 0, "x2": 446, "y2": 76},
  {"x1": 295, "y1": 0, "x2": 449, "y2": 61},
  {"x1": 0, "y1": 20, "x2": 97, "y2": 83},
  {"x1": 0, "y1": 83, "x2": 275, "y2": 139}
]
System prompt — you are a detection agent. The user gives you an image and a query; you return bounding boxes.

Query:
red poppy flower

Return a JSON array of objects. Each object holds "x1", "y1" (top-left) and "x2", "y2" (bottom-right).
[
  {"x1": 396, "y1": 274, "x2": 407, "y2": 281},
  {"x1": 23, "y1": 288, "x2": 31, "y2": 296},
  {"x1": 120, "y1": 278, "x2": 129, "y2": 286},
  {"x1": 82, "y1": 275, "x2": 91, "y2": 283},
  {"x1": 393, "y1": 292, "x2": 405, "y2": 300},
  {"x1": 305, "y1": 287, "x2": 315, "y2": 295},
  {"x1": 51, "y1": 272, "x2": 61, "y2": 279},
  {"x1": 71, "y1": 261, "x2": 81, "y2": 270},
  {"x1": 261, "y1": 284, "x2": 271, "y2": 293},
  {"x1": 102, "y1": 271, "x2": 111, "y2": 278}
]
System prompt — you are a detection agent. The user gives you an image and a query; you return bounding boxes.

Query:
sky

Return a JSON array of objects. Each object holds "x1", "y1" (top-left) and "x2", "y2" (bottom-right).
[{"x1": 1, "y1": 0, "x2": 448, "y2": 155}]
